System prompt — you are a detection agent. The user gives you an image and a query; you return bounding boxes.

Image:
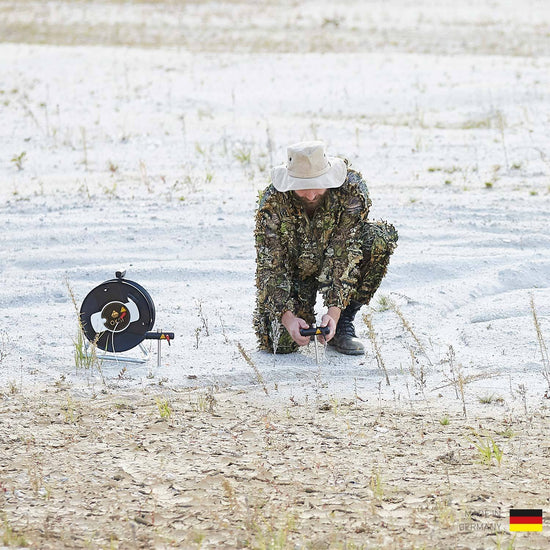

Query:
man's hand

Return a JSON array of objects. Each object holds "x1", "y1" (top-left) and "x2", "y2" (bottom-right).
[
  {"x1": 320, "y1": 306, "x2": 341, "y2": 342},
  {"x1": 281, "y1": 311, "x2": 311, "y2": 347}
]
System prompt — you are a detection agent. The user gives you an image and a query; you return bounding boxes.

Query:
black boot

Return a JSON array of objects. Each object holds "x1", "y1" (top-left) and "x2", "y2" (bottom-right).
[{"x1": 328, "y1": 300, "x2": 365, "y2": 355}]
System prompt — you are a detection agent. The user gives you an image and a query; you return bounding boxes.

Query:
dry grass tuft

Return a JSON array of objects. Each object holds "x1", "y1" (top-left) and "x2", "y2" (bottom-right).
[
  {"x1": 530, "y1": 294, "x2": 550, "y2": 391},
  {"x1": 237, "y1": 342, "x2": 268, "y2": 396}
]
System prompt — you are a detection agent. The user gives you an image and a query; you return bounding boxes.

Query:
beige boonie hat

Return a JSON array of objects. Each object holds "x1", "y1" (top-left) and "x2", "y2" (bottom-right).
[{"x1": 271, "y1": 141, "x2": 347, "y2": 192}]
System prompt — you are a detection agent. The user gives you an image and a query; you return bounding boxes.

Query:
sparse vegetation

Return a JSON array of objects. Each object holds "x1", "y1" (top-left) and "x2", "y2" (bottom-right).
[
  {"x1": 155, "y1": 396, "x2": 173, "y2": 420},
  {"x1": 62, "y1": 395, "x2": 78, "y2": 423},
  {"x1": 196, "y1": 299, "x2": 210, "y2": 336},
  {"x1": 530, "y1": 295, "x2": 550, "y2": 391},
  {"x1": 498, "y1": 427, "x2": 515, "y2": 439},
  {"x1": 494, "y1": 533, "x2": 517, "y2": 550},
  {"x1": 2, "y1": 516, "x2": 28, "y2": 547},
  {"x1": 234, "y1": 146, "x2": 252, "y2": 165},
  {"x1": 1, "y1": 386, "x2": 548, "y2": 548},
  {"x1": 193, "y1": 388, "x2": 216, "y2": 413},
  {"x1": 0, "y1": 330, "x2": 9, "y2": 364},
  {"x1": 369, "y1": 465, "x2": 384, "y2": 501},
  {"x1": 388, "y1": 299, "x2": 433, "y2": 366},
  {"x1": 363, "y1": 312, "x2": 390, "y2": 385},
  {"x1": 11, "y1": 151, "x2": 26, "y2": 170},
  {"x1": 376, "y1": 295, "x2": 391, "y2": 312},
  {"x1": 237, "y1": 342, "x2": 268, "y2": 396},
  {"x1": 65, "y1": 279, "x2": 105, "y2": 382},
  {"x1": 469, "y1": 433, "x2": 504, "y2": 467},
  {"x1": 478, "y1": 394, "x2": 495, "y2": 404},
  {"x1": 408, "y1": 346, "x2": 427, "y2": 395},
  {"x1": 442, "y1": 345, "x2": 467, "y2": 417},
  {"x1": 435, "y1": 498, "x2": 456, "y2": 528}
]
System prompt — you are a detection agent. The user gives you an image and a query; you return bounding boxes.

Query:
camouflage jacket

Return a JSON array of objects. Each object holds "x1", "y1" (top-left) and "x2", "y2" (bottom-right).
[{"x1": 254, "y1": 168, "x2": 372, "y2": 319}]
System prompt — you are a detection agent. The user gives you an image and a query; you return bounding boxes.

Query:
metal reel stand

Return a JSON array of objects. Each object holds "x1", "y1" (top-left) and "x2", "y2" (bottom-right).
[{"x1": 79, "y1": 271, "x2": 174, "y2": 368}]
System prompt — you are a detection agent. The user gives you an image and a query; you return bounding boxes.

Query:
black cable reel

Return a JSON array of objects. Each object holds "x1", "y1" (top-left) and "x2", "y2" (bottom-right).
[{"x1": 79, "y1": 270, "x2": 174, "y2": 362}]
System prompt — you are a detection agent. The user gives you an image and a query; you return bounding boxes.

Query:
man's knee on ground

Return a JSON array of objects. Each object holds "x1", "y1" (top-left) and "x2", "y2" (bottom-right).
[{"x1": 257, "y1": 328, "x2": 298, "y2": 354}]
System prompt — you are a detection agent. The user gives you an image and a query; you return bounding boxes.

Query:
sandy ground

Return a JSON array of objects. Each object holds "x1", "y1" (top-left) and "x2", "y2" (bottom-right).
[
  {"x1": 1, "y1": 0, "x2": 550, "y2": 548},
  {"x1": 1, "y1": 386, "x2": 549, "y2": 549}
]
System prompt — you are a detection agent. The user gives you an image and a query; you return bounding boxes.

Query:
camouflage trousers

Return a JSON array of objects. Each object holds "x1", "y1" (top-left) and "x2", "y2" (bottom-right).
[{"x1": 254, "y1": 221, "x2": 398, "y2": 353}]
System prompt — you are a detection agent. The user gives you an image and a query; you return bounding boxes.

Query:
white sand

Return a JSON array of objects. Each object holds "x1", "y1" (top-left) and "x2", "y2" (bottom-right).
[{"x1": 1, "y1": 0, "x2": 550, "y2": 413}]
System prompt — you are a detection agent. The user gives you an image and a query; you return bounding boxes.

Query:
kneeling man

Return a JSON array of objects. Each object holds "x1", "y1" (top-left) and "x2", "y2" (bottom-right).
[{"x1": 254, "y1": 141, "x2": 398, "y2": 355}]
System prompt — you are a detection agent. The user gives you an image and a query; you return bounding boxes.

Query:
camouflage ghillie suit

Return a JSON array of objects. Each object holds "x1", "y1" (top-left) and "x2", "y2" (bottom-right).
[{"x1": 254, "y1": 167, "x2": 398, "y2": 353}]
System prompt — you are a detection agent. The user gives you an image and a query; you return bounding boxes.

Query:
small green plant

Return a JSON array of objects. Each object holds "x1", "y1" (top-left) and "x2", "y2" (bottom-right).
[
  {"x1": 470, "y1": 434, "x2": 504, "y2": 467},
  {"x1": 101, "y1": 182, "x2": 118, "y2": 198},
  {"x1": 73, "y1": 324, "x2": 99, "y2": 370},
  {"x1": 498, "y1": 427, "x2": 515, "y2": 439},
  {"x1": 190, "y1": 530, "x2": 205, "y2": 546},
  {"x1": 439, "y1": 415, "x2": 450, "y2": 425},
  {"x1": 436, "y1": 498, "x2": 456, "y2": 528},
  {"x1": 234, "y1": 147, "x2": 251, "y2": 164},
  {"x1": 245, "y1": 506, "x2": 297, "y2": 550},
  {"x1": 376, "y1": 295, "x2": 391, "y2": 312},
  {"x1": 492, "y1": 440, "x2": 504, "y2": 466},
  {"x1": 472, "y1": 436, "x2": 492, "y2": 465},
  {"x1": 369, "y1": 465, "x2": 384, "y2": 501},
  {"x1": 65, "y1": 279, "x2": 105, "y2": 383},
  {"x1": 194, "y1": 388, "x2": 216, "y2": 413},
  {"x1": 62, "y1": 396, "x2": 78, "y2": 424},
  {"x1": 2, "y1": 516, "x2": 28, "y2": 547},
  {"x1": 478, "y1": 394, "x2": 495, "y2": 404},
  {"x1": 11, "y1": 151, "x2": 26, "y2": 170},
  {"x1": 155, "y1": 397, "x2": 173, "y2": 420},
  {"x1": 494, "y1": 533, "x2": 516, "y2": 549}
]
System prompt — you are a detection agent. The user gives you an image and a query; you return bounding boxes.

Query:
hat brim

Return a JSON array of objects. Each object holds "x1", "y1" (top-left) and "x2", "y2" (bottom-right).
[{"x1": 271, "y1": 157, "x2": 347, "y2": 192}]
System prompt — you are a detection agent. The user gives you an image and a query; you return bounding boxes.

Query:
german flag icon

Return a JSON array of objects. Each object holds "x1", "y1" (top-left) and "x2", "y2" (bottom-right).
[{"x1": 509, "y1": 509, "x2": 543, "y2": 532}]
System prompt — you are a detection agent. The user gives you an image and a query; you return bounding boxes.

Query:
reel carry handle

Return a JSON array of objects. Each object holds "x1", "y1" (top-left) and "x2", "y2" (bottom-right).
[
  {"x1": 300, "y1": 326, "x2": 330, "y2": 337},
  {"x1": 144, "y1": 331, "x2": 174, "y2": 345}
]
